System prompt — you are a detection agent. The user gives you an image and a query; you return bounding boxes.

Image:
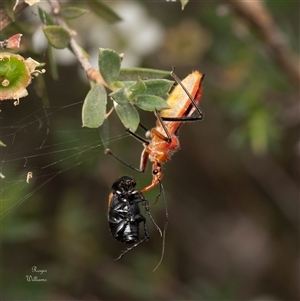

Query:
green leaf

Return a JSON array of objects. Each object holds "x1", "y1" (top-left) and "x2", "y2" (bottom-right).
[
  {"x1": 42, "y1": 25, "x2": 71, "y2": 49},
  {"x1": 109, "y1": 80, "x2": 125, "y2": 90},
  {"x1": 60, "y1": 6, "x2": 88, "y2": 19},
  {"x1": 47, "y1": 44, "x2": 58, "y2": 80},
  {"x1": 118, "y1": 68, "x2": 170, "y2": 81},
  {"x1": 114, "y1": 102, "x2": 139, "y2": 132},
  {"x1": 110, "y1": 78, "x2": 173, "y2": 113},
  {"x1": 110, "y1": 87, "x2": 126, "y2": 104},
  {"x1": 126, "y1": 78, "x2": 147, "y2": 101},
  {"x1": 136, "y1": 95, "x2": 170, "y2": 112},
  {"x1": 38, "y1": 7, "x2": 55, "y2": 25},
  {"x1": 82, "y1": 83, "x2": 107, "y2": 128},
  {"x1": 143, "y1": 79, "x2": 174, "y2": 96},
  {"x1": 98, "y1": 48, "x2": 121, "y2": 84},
  {"x1": 3, "y1": 0, "x2": 15, "y2": 21},
  {"x1": 97, "y1": 118, "x2": 110, "y2": 148},
  {"x1": 110, "y1": 79, "x2": 147, "y2": 104},
  {"x1": 87, "y1": 0, "x2": 122, "y2": 23}
]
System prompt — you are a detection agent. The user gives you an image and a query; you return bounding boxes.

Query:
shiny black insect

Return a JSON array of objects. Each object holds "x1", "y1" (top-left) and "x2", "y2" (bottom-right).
[{"x1": 108, "y1": 176, "x2": 161, "y2": 260}]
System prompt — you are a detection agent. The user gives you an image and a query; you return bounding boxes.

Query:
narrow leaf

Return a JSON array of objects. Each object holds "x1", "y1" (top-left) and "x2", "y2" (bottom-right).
[
  {"x1": 42, "y1": 25, "x2": 71, "y2": 49},
  {"x1": 126, "y1": 78, "x2": 147, "y2": 101},
  {"x1": 47, "y1": 44, "x2": 59, "y2": 80},
  {"x1": 38, "y1": 7, "x2": 55, "y2": 25},
  {"x1": 136, "y1": 95, "x2": 170, "y2": 112},
  {"x1": 99, "y1": 48, "x2": 121, "y2": 84},
  {"x1": 61, "y1": 6, "x2": 88, "y2": 19},
  {"x1": 119, "y1": 68, "x2": 170, "y2": 81},
  {"x1": 4, "y1": 0, "x2": 15, "y2": 21},
  {"x1": 110, "y1": 87, "x2": 127, "y2": 104},
  {"x1": 97, "y1": 118, "x2": 110, "y2": 148},
  {"x1": 82, "y1": 83, "x2": 107, "y2": 128},
  {"x1": 143, "y1": 79, "x2": 174, "y2": 96},
  {"x1": 114, "y1": 102, "x2": 139, "y2": 132},
  {"x1": 109, "y1": 80, "x2": 125, "y2": 90},
  {"x1": 87, "y1": 1, "x2": 122, "y2": 23}
]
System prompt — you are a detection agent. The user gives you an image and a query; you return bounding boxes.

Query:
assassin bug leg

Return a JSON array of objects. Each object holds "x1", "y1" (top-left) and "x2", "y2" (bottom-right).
[{"x1": 105, "y1": 149, "x2": 145, "y2": 173}]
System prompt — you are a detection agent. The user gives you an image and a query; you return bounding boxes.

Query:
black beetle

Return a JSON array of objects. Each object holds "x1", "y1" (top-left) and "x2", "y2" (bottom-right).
[{"x1": 108, "y1": 176, "x2": 161, "y2": 260}]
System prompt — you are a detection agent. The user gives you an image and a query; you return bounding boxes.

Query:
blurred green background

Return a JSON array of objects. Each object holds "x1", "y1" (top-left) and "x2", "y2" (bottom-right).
[{"x1": 1, "y1": 1, "x2": 299, "y2": 300}]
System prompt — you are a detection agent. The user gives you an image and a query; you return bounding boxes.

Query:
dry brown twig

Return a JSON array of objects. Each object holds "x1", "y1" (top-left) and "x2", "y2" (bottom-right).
[{"x1": 0, "y1": 0, "x2": 28, "y2": 32}]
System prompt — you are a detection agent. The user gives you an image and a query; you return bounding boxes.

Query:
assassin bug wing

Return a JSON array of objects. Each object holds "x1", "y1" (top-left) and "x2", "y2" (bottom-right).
[
  {"x1": 158, "y1": 71, "x2": 204, "y2": 136},
  {"x1": 161, "y1": 71, "x2": 203, "y2": 119}
]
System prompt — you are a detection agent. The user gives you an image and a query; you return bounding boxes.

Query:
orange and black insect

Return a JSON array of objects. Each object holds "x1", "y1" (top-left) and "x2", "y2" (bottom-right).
[{"x1": 106, "y1": 67, "x2": 204, "y2": 192}]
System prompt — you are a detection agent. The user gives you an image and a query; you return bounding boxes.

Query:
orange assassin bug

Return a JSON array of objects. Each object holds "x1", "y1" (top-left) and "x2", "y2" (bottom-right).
[{"x1": 105, "y1": 67, "x2": 205, "y2": 193}]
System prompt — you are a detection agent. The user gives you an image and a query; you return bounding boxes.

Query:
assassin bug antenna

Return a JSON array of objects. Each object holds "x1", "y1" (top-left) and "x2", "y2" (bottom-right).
[
  {"x1": 152, "y1": 181, "x2": 168, "y2": 272},
  {"x1": 144, "y1": 201, "x2": 163, "y2": 238}
]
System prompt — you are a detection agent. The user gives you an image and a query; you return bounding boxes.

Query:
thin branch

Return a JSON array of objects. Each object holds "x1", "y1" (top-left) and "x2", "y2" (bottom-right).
[
  {"x1": 48, "y1": 0, "x2": 108, "y2": 87},
  {"x1": 225, "y1": 0, "x2": 300, "y2": 89}
]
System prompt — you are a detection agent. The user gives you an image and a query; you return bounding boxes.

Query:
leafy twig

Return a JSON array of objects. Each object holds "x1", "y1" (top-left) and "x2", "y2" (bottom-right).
[{"x1": 47, "y1": 0, "x2": 108, "y2": 87}]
